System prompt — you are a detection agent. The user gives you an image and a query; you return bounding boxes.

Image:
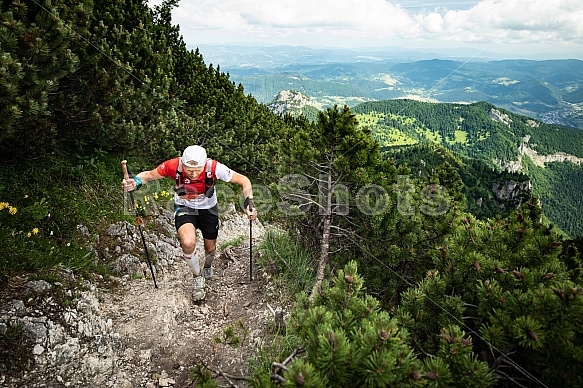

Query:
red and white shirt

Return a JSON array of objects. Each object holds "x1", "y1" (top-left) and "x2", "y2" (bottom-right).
[{"x1": 157, "y1": 158, "x2": 234, "y2": 209}]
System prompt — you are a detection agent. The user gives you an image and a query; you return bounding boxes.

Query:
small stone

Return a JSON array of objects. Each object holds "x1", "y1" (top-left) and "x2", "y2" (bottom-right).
[
  {"x1": 159, "y1": 377, "x2": 175, "y2": 387},
  {"x1": 32, "y1": 344, "x2": 45, "y2": 355},
  {"x1": 118, "y1": 380, "x2": 132, "y2": 388}
]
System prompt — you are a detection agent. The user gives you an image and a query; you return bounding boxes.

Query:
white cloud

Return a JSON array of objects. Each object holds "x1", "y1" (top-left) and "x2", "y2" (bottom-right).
[
  {"x1": 171, "y1": 0, "x2": 416, "y2": 36},
  {"x1": 151, "y1": 0, "x2": 583, "y2": 54},
  {"x1": 423, "y1": 0, "x2": 583, "y2": 44}
]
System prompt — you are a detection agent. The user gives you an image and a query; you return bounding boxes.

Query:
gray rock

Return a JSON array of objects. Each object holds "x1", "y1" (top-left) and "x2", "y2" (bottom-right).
[
  {"x1": 112, "y1": 254, "x2": 143, "y2": 276},
  {"x1": 154, "y1": 240, "x2": 178, "y2": 262},
  {"x1": 106, "y1": 222, "x2": 136, "y2": 237},
  {"x1": 77, "y1": 224, "x2": 90, "y2": 237},
  {"x1": 2, "y1": 299, "x2": 26, "y2": 316},
  {"x1": 159, "y1": 377, "x2": 175, "y2": 386},
  {"x1": 21, "y1": 317, "x2": 48, "y2": 344},
  {"x1": 25, "y1": 280, "x2": 53, "y2": 294}
]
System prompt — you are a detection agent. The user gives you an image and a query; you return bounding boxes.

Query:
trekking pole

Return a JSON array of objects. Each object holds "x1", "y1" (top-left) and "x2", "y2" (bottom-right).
[
  {"x1": 121, "y1": 160, "x2": 158, "y2": 288},
  {"x1": 249, "y1": 202, "x2": 253, "y2": 281}
]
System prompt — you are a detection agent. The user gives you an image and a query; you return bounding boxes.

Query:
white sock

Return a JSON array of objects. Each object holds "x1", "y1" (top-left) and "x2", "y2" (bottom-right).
[
  {"x1": 205, "y1": 250, "x2": 216, "y2": 268},
  {"x1": 183, "y1": 251, "x2": 201, "y2": 276}
]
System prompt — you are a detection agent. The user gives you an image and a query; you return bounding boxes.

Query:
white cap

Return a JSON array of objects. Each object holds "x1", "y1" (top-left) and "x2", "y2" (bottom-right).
[{"x1": 181, "y1": 145, "x2": 207, "y2": 168}]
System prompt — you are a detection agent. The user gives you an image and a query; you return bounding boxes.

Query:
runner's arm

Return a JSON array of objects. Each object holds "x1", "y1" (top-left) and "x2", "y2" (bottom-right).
[
  {"x1": 229, "y1": 172, "x2": 253, "y2": 199},
  {"x1": 229, "y1": 172, "x2": 257, "y2": 219}
]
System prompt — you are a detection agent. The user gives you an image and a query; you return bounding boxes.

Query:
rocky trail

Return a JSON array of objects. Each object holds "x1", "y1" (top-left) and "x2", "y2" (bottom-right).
[{"x1": 0, "y1": 205, "x2": 286, "y2": 387}]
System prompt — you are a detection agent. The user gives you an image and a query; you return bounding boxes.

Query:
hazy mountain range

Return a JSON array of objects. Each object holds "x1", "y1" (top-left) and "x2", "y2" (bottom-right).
[{"x1": 195, "y1": 45, "x2": 583, "y2": 130}]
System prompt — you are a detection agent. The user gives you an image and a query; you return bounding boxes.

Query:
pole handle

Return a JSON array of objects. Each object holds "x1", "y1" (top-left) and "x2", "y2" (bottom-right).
[{"x1": 121, "y1": 160, "x2": 130, "y2": 180}]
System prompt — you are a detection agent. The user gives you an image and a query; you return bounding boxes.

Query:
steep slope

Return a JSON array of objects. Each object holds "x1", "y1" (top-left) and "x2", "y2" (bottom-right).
[
  {"x1": 0, "y1": 206, "x2": 279, "y2": 387},
  {"x1": 353, "y1": 99, "x2": 583, "y2": 236},
  {"x1": 387, "y1": 144, "x2": 531, "y2": 220}
]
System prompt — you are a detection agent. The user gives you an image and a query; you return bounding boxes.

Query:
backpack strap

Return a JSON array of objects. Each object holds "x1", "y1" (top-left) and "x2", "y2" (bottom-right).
[
  {"x1": 205, "y1": 159, "x2": 217, "y2": 183},
  {"x1": 176, "y1": 159, "x2": 184, "y2": 185},
  {"x1": 174, "y1": 158, "x2": 217, "y2": 198},
  {"x1": 204, "y1": 159, "x2": 217, "y2": 197},
  {"x1": 174, "y1": 159, "x2": 186, "y2": 196}
]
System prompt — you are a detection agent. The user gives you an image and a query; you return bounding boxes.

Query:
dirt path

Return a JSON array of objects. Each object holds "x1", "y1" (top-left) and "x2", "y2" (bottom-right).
[
  {"x1": 99, "y1": 213, "x2": 276, "y2": 387},
  {"x1": 101, "y1": 246, "x2": 272, "y2": 386}
]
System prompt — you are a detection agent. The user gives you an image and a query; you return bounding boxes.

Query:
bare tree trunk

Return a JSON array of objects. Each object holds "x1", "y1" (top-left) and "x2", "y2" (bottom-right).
[{"x1": 310, "y1": 162, "x2": 333, "y2": 300}]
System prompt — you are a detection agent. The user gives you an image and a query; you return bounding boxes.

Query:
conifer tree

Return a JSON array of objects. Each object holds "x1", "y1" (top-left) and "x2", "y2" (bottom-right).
[
  {"x1": 278, "y1": 105, "x2": 383, "y2": 297},
  {"x1": 0, "y1": 0, "x2": 183, "y2": 159},
  {"x1": 0, "y1": 0, "x2": 85, "y2": 157},
  {"x1": 51, "y1": 0, "x2": 178, "y2": 156},
  {"x1": 396, "y1": 197, "x2": 583, "y2": 386},
  {"x1": 271, "y1": 261, "x2": 493, "y2": 387},
  {"x1": 354, "y1": 160, "x2": 463, "y2": 308}
]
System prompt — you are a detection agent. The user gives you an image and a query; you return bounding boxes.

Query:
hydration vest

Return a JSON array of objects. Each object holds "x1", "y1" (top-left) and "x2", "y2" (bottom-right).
[{"x1": 174, "y1": 158, "x2": 217, "y2": 199}]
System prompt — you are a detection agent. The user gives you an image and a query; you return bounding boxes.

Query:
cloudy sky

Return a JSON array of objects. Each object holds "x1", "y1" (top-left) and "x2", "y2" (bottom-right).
[{"x1": 149, "y1": 0, "x2": 583, "y2": 58}]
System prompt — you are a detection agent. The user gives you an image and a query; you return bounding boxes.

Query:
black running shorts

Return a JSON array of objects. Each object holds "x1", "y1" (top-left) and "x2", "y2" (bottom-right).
[{"x1": 174, "y1": 205, "x2": 219, "y2": 240}]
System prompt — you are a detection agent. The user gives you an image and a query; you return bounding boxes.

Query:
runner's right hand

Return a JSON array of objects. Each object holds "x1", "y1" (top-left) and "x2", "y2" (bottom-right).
[{"x1": 121, "y1": 179, "x2": 136, "y2": 192}]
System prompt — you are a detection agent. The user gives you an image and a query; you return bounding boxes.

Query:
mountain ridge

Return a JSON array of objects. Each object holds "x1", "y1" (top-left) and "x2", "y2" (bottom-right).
[{"x1": 210, "y1": 45, "x2": 583, "y2": 129}]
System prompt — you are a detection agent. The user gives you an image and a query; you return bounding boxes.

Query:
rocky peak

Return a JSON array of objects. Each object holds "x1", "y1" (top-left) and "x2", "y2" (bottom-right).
[
  {"x1": 488, "y1": 108, "x2": 513, "y2": 126},
  {"x1": 267, "y1": 90, "x2": 319, "y2": 115}
]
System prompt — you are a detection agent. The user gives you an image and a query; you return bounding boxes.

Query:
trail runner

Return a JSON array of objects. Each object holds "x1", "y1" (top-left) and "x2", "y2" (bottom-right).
[{"x1": 121, "y1": 145, "x2": 257, "y2": 300}]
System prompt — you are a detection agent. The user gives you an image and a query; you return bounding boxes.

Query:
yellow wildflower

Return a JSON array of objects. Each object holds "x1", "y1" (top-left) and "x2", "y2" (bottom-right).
[
  {"x1": 24, "y1": 194, "x2": 29, "y2": 199},
  {"x1": 32, "y1": 228, "x2": 39, "y2": 235},
  {"x1": 8, "y1": 206, "x2": 17, "y2": 215},
  {"x1": 0, "y1": 202, "x2": 8, "y2": 210}
]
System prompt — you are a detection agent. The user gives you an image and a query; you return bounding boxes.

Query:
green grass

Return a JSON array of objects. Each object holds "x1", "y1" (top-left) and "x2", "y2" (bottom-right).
[
  {"x1": 356, "y1": 112, "x2": 385, "y2": 126},
  {"x1": 446, "y1": 130, "x2": 469, "y2": 144},
  {"x1": 221, "y1": 229, "x2": 313, "y2": 387},
  {"x1": 0, "y1": 152, "x2": 132, "y2": 286},
  {"x1": 218, "y1": 234, "x2": 247, "y2": 251},
  {"x1": 371, "y1": 126, "x2": 418, "y2": 147},
  {"x1": 258, "y1": 230, "x2": 315, "y2": 296},
  {"x1": 416, "y1": 127, "x2": 443, "y2": 143},
  {"x1": 249, "y1": 330, "x2": 300, "y2": 387},
  {"x1": 357, "y1": 112, "x2": 439, "y2": 147}
]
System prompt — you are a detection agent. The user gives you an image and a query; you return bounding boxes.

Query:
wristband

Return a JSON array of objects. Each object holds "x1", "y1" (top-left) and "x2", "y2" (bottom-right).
[{"x1": 133, "y1": 176, "x2": 143, "y2": 190}]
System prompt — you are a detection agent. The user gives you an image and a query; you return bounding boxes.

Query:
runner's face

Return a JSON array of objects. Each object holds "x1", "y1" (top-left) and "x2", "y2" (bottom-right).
[{"x1": 183, "y1": 166, "x2": 204, "y2": 178}]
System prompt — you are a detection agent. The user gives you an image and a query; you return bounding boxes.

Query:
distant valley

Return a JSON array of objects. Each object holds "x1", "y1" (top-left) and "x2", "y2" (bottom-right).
[
  {"x1": 196, "y1": 45, "x2": 583, "y2": 130},
  {"x1": 195, "y1": 45, "x2": 583, "y2": 236}
]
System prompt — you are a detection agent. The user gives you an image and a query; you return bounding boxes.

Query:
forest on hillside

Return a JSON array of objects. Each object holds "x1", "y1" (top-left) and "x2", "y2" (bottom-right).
[
  {"x1": 1, "y1": 1, "x2": 583, "y2": 387},
  {"x1": 352, "y1": 100, "x2": 583, "y2": 237},
  {"x1": 383, "y1": 144, "x2": 532, "y2": 221}
]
